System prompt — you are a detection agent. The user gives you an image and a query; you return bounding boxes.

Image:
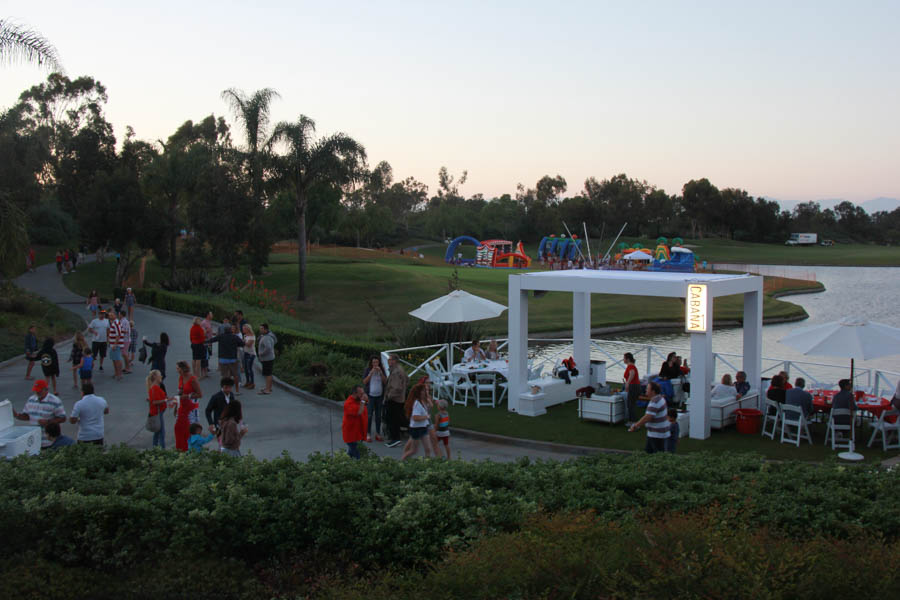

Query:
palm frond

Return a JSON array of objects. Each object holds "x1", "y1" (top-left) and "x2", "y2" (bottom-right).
[{"x1": 0, "y1": 19, "x2": 62, "y2": 72}]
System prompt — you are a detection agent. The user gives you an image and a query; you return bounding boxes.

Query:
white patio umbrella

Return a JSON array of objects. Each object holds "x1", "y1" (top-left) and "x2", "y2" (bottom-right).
[
  {"x1": 779, "y1": 317, "x2": 900, "y2": 382},
  {"x1": 779, "y1": 317, "x2": 900, "y2": 461},
  {"x1": 623, "y1": 250, "x2": 653, "y2": 261},
  {"x1": 408, "y1": 289, "x2": 508, "y2": 323}
]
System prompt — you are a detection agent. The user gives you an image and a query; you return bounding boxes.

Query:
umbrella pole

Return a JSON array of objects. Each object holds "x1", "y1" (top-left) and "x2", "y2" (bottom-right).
[{"x1": 850, "y1": 358, "x2": 854, "y2": 389}]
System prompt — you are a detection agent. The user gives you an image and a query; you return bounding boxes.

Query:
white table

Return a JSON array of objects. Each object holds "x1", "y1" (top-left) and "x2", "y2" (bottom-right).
[{"x1": 451, "y1": 360, "x2": 509, "y2": 379}]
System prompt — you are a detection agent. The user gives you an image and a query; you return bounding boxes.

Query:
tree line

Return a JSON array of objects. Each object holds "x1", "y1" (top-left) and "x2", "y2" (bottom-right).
[{"x1": 3, "y1": 73, "x2": 899, "y2": 294}]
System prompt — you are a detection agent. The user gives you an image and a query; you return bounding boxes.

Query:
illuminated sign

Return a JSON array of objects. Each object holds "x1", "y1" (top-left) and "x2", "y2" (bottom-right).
[{"x1": 685, "y1": 284, "x2": 708, "y2": 333}]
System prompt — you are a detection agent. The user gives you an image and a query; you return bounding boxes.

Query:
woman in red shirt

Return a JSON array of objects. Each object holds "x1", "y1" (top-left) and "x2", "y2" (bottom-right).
[
  {"x1": 173, "y1": 361, "x2": 203, "y2": 451},
  {"x1": 146, "y1": 369, "x2": 169, "y2": 448},
  {"x1": 342, "y1": 385, "x2": 368, "y2": 459},
  {"x1": 189, "y1": 317, "x2": 206, "y2": 379},
  {"x1": 623, "y1": 352, "x2": 641, "y2": 426}
]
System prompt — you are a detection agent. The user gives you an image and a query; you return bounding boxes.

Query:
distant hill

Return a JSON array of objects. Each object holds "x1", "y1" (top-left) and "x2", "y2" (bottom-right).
[{"x1": 767, "y1": 197, "x2": 899, "y2": 215}]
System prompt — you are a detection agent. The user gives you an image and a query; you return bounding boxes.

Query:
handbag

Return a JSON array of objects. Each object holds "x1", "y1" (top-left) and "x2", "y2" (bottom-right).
[
  {"x1": 145, "y1": 412, "x2": 161, "y2": 433},
  {"x1": 138, "y1": 346, "x2": 148, "y2": 363}
]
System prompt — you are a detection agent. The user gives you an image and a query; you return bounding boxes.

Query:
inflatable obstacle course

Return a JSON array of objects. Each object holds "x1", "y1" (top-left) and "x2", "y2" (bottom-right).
[
  {"x1": 445, "y1": 237, "x2": 531, "y2": 268},
  {"x1": 538, "y1": 234, "x2": 583, "y2": 262}
]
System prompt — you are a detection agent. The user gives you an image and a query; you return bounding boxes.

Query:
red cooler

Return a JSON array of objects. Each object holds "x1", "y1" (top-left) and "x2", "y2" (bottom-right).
[{"x1": 735, "y1": 408, "x2": 763, "y2": 435}]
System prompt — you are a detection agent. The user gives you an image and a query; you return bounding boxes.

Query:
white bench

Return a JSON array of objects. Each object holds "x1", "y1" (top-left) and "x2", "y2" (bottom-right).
[{"x1": 516, "y1": 375, "x2": 583, "y2": 416}]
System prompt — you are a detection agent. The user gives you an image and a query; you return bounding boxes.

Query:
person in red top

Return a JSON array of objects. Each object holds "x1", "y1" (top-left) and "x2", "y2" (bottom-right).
[
  {"x1": 146, "y1": 369, "x2": 169, "y2": 448},
  {"x1": 342, "y1": 385, "x2": 369, "y2": 459},
  {"x1": 189, "y1": 317, "x2": 207, "y2": 378},
  {"x1": 623, "y1": 352, "x2": 641, "y2": 426},
  {"x1": 173, "y1": 361, "x2": 203, "y2": 451}
]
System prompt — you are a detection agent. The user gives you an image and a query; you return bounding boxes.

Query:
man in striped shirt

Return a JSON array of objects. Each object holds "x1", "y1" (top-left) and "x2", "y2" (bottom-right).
[
  {"x1": 107, "y1": 313, "x2": 124, "y2": 380},
  {"x1": 628, "y1": 381, "x2": 670, "y2": 454}
]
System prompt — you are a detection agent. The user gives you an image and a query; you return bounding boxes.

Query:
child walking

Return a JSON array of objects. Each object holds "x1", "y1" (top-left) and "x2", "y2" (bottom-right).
[
  {"x1": 74, "y1": 347, "x2": 94, "y2": 388},
  {"x1": 188, "y1": 422, "x2": 216, "y2": 452},
  {"x1": 434, "y1": 399, "x2": 451, "y2": 459},
  {"x1": 665, "y1": 407, "x2": 679, "y2": 453},
  {"x1": 68, "y1": 332, "x2": 86, "y2": 389}
]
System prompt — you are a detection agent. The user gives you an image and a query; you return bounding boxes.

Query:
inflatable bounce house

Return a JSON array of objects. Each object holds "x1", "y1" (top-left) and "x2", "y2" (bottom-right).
[
  {"x1": 647, "y1": 237, "x2": 697, "y2": 272},
  {"x1": 445, "y1": 237, "x2": 531, "y2": 268},
  {"x1": 610, "y1": 238, "x2": 697, "y2": 272},
  {"x1": 537, "y1": 234, "x2": 583, "y2": 262}
]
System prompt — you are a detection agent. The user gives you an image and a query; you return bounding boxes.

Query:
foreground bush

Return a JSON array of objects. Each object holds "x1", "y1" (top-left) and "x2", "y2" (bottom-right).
[
  {"x1": 325, "y1": 511, "x2": 900, "y2": 599},
  {"x1": 1, "y1": 446, "x2": 899, "y2": 574}
]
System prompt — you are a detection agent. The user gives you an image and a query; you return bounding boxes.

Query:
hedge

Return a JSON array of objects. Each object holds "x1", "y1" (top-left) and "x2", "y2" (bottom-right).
[
  {"x1": 2, "y1": 446, "x2": 899, "y2": 572},
  {"x1": 115, "y1": 287, "x2": 381, "y2": 360}
]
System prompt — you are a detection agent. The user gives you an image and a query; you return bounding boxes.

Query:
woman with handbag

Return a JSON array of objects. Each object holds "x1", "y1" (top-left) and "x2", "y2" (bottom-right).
[{"x1": 146, "y1": 369, "x2": 168, "y2": 448}]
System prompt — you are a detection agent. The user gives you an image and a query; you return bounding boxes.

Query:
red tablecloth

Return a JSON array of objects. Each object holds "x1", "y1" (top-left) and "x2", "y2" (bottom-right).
[{"x1": 810, "y1": 389, "x2": 893, "y2": 419}]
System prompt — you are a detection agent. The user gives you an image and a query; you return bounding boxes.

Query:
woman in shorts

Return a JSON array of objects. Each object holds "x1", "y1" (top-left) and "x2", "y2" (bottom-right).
[{"x1": 401, "y1": 382, "x2": 433, "y2": 460}]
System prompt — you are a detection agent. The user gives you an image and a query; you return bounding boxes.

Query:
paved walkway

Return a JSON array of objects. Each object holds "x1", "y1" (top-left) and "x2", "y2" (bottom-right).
[{"x1": 3, "y1": 262, "x2": 577, "y2": 462}]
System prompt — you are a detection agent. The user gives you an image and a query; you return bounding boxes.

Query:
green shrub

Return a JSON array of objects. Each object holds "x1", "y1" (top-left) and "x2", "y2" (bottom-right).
[
  {"x1": 2, "y1": 446, "x2": 900, "y2": 576},
  {"x1": 323, "y1": 510, "x2": 900, "y2": 599},
  {"x1": 324, "y1": 374, "x2": 361, "y2": 402}
]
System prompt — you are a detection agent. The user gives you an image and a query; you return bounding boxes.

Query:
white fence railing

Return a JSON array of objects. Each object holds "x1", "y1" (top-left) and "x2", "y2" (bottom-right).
[{"x1": 382, "y1": 338, "x2": 900, "y2": 398}]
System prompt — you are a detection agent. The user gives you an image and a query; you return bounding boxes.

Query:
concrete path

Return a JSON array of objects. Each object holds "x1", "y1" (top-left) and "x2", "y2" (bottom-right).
[{"x1": 3, "y1": 262, "x2": 577, "y2": 462}]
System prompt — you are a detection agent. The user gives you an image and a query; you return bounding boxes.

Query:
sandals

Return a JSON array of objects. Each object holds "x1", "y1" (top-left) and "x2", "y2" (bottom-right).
[{"x1": 258, "y1": 390, "x2": 271, "y2": 395}]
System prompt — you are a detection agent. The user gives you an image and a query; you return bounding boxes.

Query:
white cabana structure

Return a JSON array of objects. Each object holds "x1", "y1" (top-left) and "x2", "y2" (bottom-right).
[{"x1": 507, "y1": 270, "x2": 764, "y2": 439}]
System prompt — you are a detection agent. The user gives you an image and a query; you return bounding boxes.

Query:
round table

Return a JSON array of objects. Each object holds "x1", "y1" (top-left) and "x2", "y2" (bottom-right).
[{"x1": 810, "y1": 389, "x2": 893, "y2": 419}]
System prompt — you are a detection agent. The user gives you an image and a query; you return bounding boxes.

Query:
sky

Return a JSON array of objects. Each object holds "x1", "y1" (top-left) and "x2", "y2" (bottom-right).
[{"x1": 3, "y1": 0, "x2": 900, "y2": 204}]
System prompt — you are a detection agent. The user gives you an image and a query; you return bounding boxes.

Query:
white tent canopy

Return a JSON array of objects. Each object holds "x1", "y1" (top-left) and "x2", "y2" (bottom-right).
[
  {"x1": 622, "y1": 250, "x2": 653, "y2": 260},
  {"x1": 409, "y1": 289, "x2": 507, "y2": 323},
  {"x1": 507, "y1": 270, "x2": 764, "y2": 439}
]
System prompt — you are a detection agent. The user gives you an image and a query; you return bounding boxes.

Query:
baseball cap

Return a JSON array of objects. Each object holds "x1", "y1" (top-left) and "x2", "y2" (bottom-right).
[{"x1": 32, "y1": 379, "x2": 49, "y2": 392}]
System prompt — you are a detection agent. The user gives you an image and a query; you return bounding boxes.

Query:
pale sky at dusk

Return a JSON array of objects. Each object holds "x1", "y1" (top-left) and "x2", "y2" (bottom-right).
[{"x1": 3, "y1": 0, "x2": 899, "y2": 203}]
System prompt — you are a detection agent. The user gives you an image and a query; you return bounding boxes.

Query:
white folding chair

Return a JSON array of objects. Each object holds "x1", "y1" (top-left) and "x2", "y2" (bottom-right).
[
  {"x1": 452, "y1": 374, "x2": 476, "y2": 406},
  {"x1": 497, "y1": 377, "x2": 508, "y2": 404},
  {"x1": 780, "y1": 404, "x2": 812, "y2": 446},
  {"x1": 426, "y1": 366, "x2": 451, "y2": 403},
  {"x1": 824, "y1": 408, "x2": 855, "y2": 451},
  {"x1": 475, "y1": 373, "x2": 497, "y2": 408},
  {"x1": 761, "y1": 399, "x2": 781, "y2": 440},
  {"x1": 867, "y1": 409, "x2": 900, "y2": 451}
]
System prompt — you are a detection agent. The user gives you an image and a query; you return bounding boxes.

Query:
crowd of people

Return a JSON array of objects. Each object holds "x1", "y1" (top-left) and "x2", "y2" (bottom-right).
[{"x1": 16, "y1": 293, "x2": 279, "y2": 457}]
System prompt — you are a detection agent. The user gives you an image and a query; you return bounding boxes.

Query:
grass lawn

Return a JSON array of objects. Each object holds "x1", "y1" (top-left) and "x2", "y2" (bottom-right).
[
  {"x1": 0, "y1": 285, "x2": 86, "y2": 362},
  {"x1": 66, "y1": 246, "x2": 818, "y2": 340},
  {"x1": 448, "y1": 398, "x2": 895, "y2": 462}
]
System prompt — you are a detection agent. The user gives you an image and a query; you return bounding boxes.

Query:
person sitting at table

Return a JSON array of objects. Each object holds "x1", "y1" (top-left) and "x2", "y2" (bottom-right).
[
  {"x1": 486, "y1": 339, "x2": 500, "y2": 360},
  {"x1": 831, "y1": 378, "x2": 857, "y2": 426},
  {"x1": 734, "y1": 371, "x2": 750, "y2": 398},
  {"x1": 463, "y1": 340, "x2": 486, "y2": 363},
  {"x1": 710, "y1": 374, "x2": 737, "y2": 400},
  {"x1": 767, "y1": 374, "x2": 786, "y2": 404},
  {"x1": 784, "y1": 377, "x2": 813, "y2": 419},
  {"x1": 779, "y1": 371, "x2": 793, "y2": 390},
  {"x1": 658, "y1": 352, "x2": 680, "y2": 380}
]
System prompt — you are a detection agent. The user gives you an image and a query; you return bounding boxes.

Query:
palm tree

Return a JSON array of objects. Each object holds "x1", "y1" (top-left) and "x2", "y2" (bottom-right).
[
  {"x1": 0, "y1": 19, "x2": 62, "y2": 71},
  {"x1": 271, "y1": 116, "x2": 366, "y2": 300},
  {"x1": 220, "y1": 87, "x2": 279, "y2": 203}
]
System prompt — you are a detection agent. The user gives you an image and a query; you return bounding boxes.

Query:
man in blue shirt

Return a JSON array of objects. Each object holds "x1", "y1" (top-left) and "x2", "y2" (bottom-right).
[{"x1": 785, "y1": 377, "x2": 814, "y2": 419}]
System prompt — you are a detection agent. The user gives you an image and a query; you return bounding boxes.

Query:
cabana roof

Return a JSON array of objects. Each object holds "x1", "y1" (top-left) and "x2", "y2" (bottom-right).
[{"x1": 517, "y1": 270, "x2": 759, "y2": 298}]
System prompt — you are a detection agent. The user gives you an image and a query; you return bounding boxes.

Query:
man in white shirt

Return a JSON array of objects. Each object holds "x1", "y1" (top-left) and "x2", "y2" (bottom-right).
[
  {"x1": 69, "y1": 382, "x2": 109, "y2": 445},
  {"x1": 463, "y1": 340, "x2": 486, "y2": 363},
  {"x1": 13, "y1": 379, "x2": 66, "y2": 448},
  {"x1": 88, "y1": 310, "x2": 110, "y2": 371}
]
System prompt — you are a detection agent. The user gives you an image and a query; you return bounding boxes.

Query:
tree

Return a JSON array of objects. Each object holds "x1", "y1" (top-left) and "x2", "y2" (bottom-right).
[
  {"x1": 0, "y1": 192, "x2": 29, "y2": 280},
  {"x1": 681, "y1": 178, "x2": 720, "y2": 239},
  {"x1": 0, "y1": 19, "x2": 62, "y2": 71},
  {"x1": 221, "y1": 87, "x2": 280, "y2": 274},
  {"x1": 535, "y1": 174, "x2": 567, "y2": 206},
  {"x1": 271, "y1": 115, "x2": 366, "y2": 300}
]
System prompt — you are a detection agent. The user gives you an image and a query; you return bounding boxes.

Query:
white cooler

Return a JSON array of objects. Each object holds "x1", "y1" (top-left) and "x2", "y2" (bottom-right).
[{"x1": 0, "y1": 399, "x2": 42, "y2": 459}]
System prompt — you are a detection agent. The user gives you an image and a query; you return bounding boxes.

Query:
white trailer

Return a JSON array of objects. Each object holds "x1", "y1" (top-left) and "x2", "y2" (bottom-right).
[{"x1": 785, "y1": 233, "x2": 818, "y2": 246}]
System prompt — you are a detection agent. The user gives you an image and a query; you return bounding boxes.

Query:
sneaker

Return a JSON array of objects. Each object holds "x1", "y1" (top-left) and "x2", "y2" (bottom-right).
[
  {"x1": 365, "y1": 435, "x2": 372, "y2": 443},
  {"x1": 386, "y1": 439, "x2": 402, "y2": 448},
  {"x1": 99, "y1": 366, "x2": 104, "y2": 371}
]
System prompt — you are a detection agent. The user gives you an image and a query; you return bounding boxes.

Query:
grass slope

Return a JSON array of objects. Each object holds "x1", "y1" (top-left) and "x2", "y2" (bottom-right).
[
  {"x1": 0, "y1": 285, "x2": 85, "y2": 362},
  {"x1": 66, "y1": 248, "x2": 816, "y2": 339}
]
